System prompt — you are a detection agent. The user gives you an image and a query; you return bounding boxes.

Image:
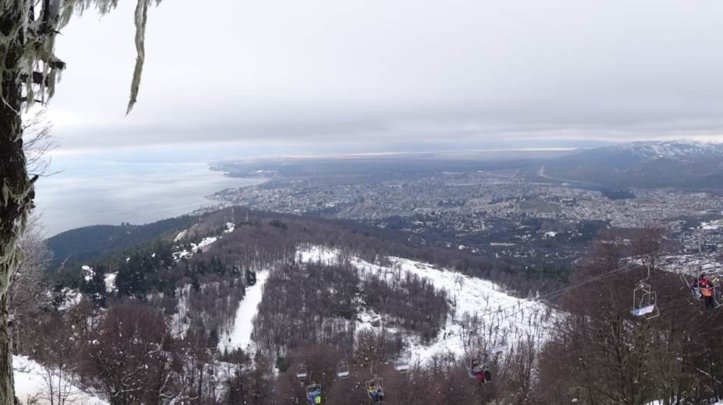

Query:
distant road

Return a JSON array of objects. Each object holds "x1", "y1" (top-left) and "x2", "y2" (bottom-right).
[{"x1": 537, "y1": 165, "x2": 593, "y2": 186}]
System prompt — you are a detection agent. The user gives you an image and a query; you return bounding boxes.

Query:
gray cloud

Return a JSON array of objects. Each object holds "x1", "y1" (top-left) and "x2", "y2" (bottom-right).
[{"x1": 47, "y1": 0, "x2": 723, "y2": 154}]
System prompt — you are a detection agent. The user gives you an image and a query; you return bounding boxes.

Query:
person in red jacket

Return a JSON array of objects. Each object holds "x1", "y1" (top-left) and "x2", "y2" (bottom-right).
[
  {"x1": 698, "y1": 273, "x2": 716, "y2": 310},
  {"x1": 468, "y1": 354, "x2": 492, "y2": 385}
]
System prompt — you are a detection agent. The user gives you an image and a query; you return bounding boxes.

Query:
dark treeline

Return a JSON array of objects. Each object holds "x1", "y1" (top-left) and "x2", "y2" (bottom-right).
[
  {"x1": 48, "y1": 206, "x2": 571, "y2": 297},
  {"x1": 191, "y1": 207, "x2": 569, "y2": 296},
  {"x1": 26, "y1": 302, "x2": 270, "y2": 404},
  {"x1": 252, "y1": 262, "x2": 448, "y2": 356},
  {"x1": 253, "y1": 263, "x2": 359, "y2": 354},
  {"x1": 46, "y1": 215, "x2": 195, "y2": 268},
  {"x1": 363, "y1": 272, "x2": 448, "y2": 343},
  {"x1": 534, "y1": 231, "x2": 723, "y2": 404}
]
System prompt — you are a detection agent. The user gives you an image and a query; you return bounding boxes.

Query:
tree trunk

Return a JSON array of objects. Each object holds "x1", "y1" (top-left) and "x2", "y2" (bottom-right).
[{"x1": 1, "y1": 3, "x2": 32, "y2": 403}]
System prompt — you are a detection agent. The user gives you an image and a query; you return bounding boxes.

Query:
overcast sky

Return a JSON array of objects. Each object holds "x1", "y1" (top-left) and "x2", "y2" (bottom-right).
[{"x1": 46, "y1": 0, "x2": 723, "y2": 159}]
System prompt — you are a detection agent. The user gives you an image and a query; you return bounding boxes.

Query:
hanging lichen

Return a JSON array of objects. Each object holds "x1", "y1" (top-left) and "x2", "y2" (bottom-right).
[
  {"x1": 127, "y1": 0, "x2": 149, "y2": 114},
  {"x1": 0, "y1": 3, "x2": 161, "y2": 401},
  {"x1": 0, "y1": 0, "x2": 161, "y2": 113}
]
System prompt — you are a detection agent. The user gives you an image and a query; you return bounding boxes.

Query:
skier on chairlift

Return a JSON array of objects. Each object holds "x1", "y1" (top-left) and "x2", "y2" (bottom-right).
[
  {"x1": 306, "y1": 384, "x2": 322, "y2": 405},
  {"x1": 367, "y1": 381, "x2": 384, "y2": 403},
  {"x1": 712, "y1": 274, "x2": 722, "y2": 302},
  {"x1": 698, "y1": 273, "x2": 716, "y2": 310},
  {"x1": 468, "y1": 354, "x2": 492, "y2": 385}
]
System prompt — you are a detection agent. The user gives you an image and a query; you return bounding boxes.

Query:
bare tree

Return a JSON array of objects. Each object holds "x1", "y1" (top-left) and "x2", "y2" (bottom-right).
[
  {"x1": 83, "y1": 304, "x2": 175, "y2": 405},
  {"x1": 8, "y1": 215, "x2": 51, "y2": 355},
  {"x1": 32, "y1": 313, "x2": 81, "y2": 405},
  {"x1": 22, "y1": 110, "x2": 56, "y2": 178}
]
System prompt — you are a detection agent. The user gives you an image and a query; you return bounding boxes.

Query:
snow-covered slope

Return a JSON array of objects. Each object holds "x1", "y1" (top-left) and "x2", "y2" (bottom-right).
[
  {"x1": 209, "y1": 244, "x2": 557, "y2": 365},
  {"x1": 219, "y1": 270, "x2": 270, "y2": 354},
  {"x1": 14, "y1": 356, "x2": 107, "y2": 405},
  {"x1": 296, "y1": 245, "x2": 558, "y2": 366},
  {"x1": 172, "y1": 222, "x2": 236, "y2": 261},
  {"x1": 608, "y1": 141, "x2": 723, "y2": 161}
]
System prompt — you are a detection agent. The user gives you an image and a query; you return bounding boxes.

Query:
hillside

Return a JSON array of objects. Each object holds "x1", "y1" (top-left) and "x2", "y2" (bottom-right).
[
  {"x1": 538, "y1": 141, "x2": 723, "y2": 190},
  {"x1": 46, "y1": 215, "x2": 196, "y2": 268},
  {"x1": 19, "y1": 207, "x2": 723, "y2": 404}
]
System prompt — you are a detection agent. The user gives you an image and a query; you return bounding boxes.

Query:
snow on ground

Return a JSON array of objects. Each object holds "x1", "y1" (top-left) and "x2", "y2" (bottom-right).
[
  {"x1": 657, "y1": 254, "x2": 723, "y2": 275},
  {"x1": 173, "y1": 224, "x2": 237, "y2": 261},
  {"x1": 81, "y1": 265, "x2": 94, "y2": 282},
  {"x1": 219, "y1": 271, "x2": 270, "y2": 355},
  {"x1": 192, "y1": 236, "x2": 218, "y2": 253},
  {"x1": 355, "y1": 308, "x2": 384, "y2": 331},
  {"x1": 58, "y1": 288, "x2": 82, "y2": 311},
  {"x1": 14, "y1": 356, "x2": 107, "y2": 405},
  {"x1": 104, "y1": 273, "x2": 117, "y2": 293},
  {"x1": 701, "y1": 219, "x2": 723, "y2": 231},
  {"x1": 295, "y1": 245, "x2": 558, "y2": 366},
  {"x1": 174, "y1": 229, "x2": 188, "y2": 242},
  {"x1": 171, "y1": 285, "x2": 192, "y2": 338},
  {"x1": 296, "y1": 246, "x2": 340, "y2": 265},
  {"x1": 173, "y1": 249, "x2": 192, "y2": 261},
  {"x1": 489, "y1": 242, "x2": 516, "y2": 247}
]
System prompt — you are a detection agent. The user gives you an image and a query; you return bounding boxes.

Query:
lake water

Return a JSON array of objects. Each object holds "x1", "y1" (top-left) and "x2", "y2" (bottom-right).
[{"x1": 34, "y1": 160, "x2": 261, "y2": 237}]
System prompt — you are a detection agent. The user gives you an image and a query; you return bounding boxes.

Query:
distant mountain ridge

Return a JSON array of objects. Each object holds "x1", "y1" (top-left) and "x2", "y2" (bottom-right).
[
  {"x1": 605, "y1": 141, "x2": 723, "y2": 161},
  {"x1": 538, "y1": 140, "x2": 723, "y2": 191}
]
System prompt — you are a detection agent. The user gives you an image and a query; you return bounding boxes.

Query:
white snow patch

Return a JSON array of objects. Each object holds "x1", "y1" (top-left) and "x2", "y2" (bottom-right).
[
  {"x1": 296, "y1": 245, "x2": 558, "y2": 366},
  {"x1": 355, "y1": 308, "x2": 384, "y2": 333},
  {"x1": 295, "y1": 245, "x2": 341, "y2": 266},
  {"x1": 81, "y1": 266, "x2": 94, "y2": 282},
  {"x1": 655, "y1": 254, "x2": 723, "y2": 275},
  {"x1": 171, "y1": 285, "x2": 192, "y2": 338},
  {"x1": 224, "y1": 222, "x2": 236, "y2": 233},
  {"x1": 173, "y1": 249, "x2": 192, "y2": 261},
  {"x1": 174, "y1": 229, "x2": 188, "y2": 242},
  {"x1": 14, "y1": 355, "x2": 108, "y2": 405},
  {"x1": 701, "y1": 219, "x2": 723, "y2": 231},
  {"x1": 219, "y1": 271, "x2": 270, "y2": 354},
  {"x1": 58, "y1": 289, "x2": 82, "y2": 311},
  {"x1": 104, "y1": 273, "x2": 117, "y2": 293},
  {"x1": 192, "y1": 236, "x2": 218, "y2": 253}
]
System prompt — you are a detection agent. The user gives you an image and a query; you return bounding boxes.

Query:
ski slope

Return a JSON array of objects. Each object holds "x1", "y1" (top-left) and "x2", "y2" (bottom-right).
[
  {"x1": 218, "y1": 270, "x2": 270, "y2": 354},
  {"x1": 296, "y1": 245, "x2": 558, "y2": 366},
  {"x1": 170, "y1": 285, "x2": 192, "y2": 338}
]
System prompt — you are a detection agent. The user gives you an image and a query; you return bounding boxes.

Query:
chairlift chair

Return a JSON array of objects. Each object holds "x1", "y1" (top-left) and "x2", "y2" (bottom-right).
[
  {"x1": 465, "y1": 357, "x2": 476, "y2": 379},
  {"x1": 680, "y1": 274, "x2": 701, "y2": 301},
  {"x1": 365, "y1": 376, "x2": 384, "y2": 403},
  {"x1": 631, "y1": 265, "x2": 660, "y2": 319},
  {"x1": 631, "y1": 281, "x2": 660, "y2": 319},
  {"x1": 465, "y1": 354, "x2": 492, "y2": 384},
  {"x1": 336, "y1": 360, "x2": 350, "y2": 379},
  {"x1": 393, "y1": 352, "x2": 411, "y2": 373},
  {"x1": 704, "y1": 271, "x2": 723, "y2": 308},
  {"x1": 487, "y1": 346, "x2": 505, "y2": 355},
  {"x1": 680, "y1": 272, "x2": 723, "y2": 309},
  {"x1": 296, "y1": 364, "x2": 308, "y2": 380},
  {"x1": 715, "y1": 285, "x2": 723, "y2": 308},
  {"x1": 305, "y1": 383, "x2": 322, "y2": 405},
  {"x1": 700, "y1": 284, "x2": 723, "y2": 309}
]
